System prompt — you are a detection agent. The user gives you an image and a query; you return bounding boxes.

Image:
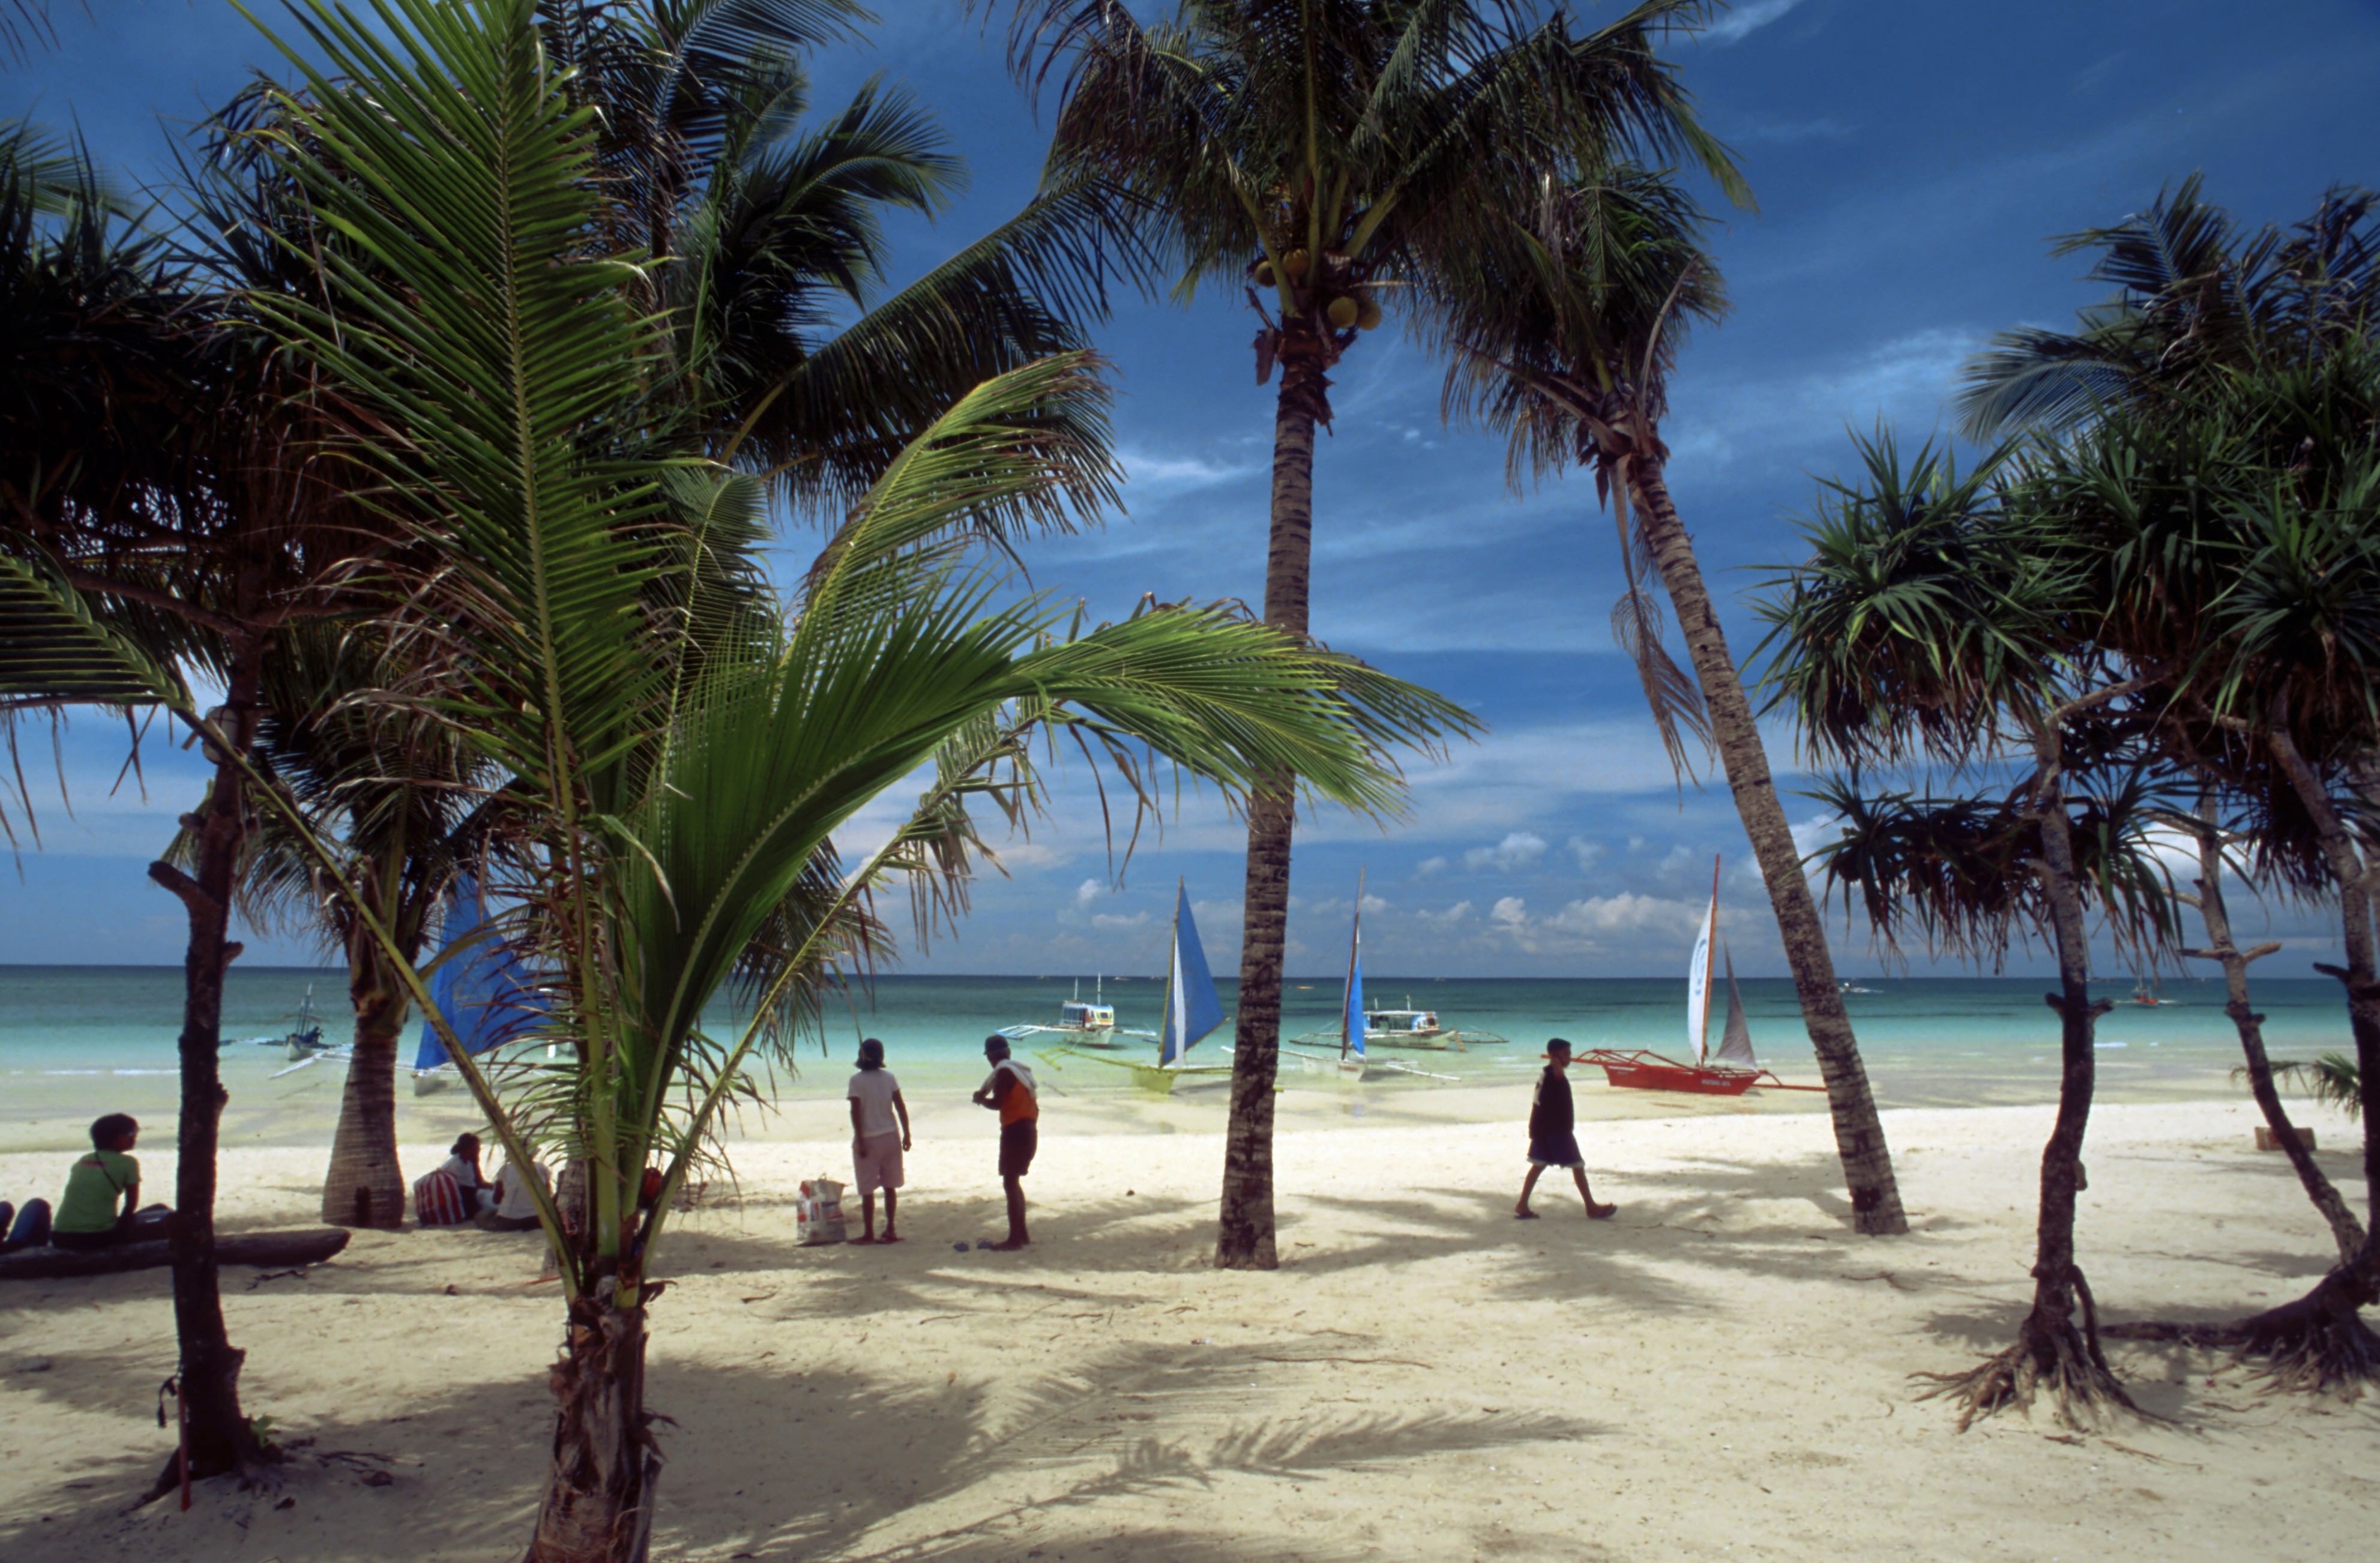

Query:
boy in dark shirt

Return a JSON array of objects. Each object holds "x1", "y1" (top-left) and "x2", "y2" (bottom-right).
[{"x1": 1516, "y1": 1039, "x2": 1616, "y2": 1220}]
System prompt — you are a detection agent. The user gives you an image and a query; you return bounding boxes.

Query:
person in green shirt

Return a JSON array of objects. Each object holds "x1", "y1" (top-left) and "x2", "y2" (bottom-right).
[{"x1": 50, "y1": 1113, "x2": 169, "y2": 1251}]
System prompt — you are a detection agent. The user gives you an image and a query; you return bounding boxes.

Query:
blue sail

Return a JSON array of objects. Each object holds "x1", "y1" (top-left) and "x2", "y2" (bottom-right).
[
  {"x1": 1160, "y1": 884, "x2": 1225, "y2": 1067},
  {"x1": 412, "y1": 877, "x2": 544, "y2": 1071},
  {"x1": 1342, "y1": 908, "x2": 1366, "y2": 1061}
]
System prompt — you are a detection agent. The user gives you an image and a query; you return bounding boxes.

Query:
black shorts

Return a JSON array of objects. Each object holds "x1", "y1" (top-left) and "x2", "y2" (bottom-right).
[{"x1": 999, "y1": 1119, "x2": 1038, "y2": 1178}]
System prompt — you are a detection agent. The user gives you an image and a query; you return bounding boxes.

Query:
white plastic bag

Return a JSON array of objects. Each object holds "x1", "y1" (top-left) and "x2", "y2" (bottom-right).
[{"x1": 795, "y1": 1176, "x2": 846, "y2": 1245}]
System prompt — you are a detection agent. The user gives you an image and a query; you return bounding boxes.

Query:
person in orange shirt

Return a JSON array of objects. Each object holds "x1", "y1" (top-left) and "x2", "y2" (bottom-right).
[{"x1": 971, "y1": 1034, "x2": 1038, "y2": 1250}]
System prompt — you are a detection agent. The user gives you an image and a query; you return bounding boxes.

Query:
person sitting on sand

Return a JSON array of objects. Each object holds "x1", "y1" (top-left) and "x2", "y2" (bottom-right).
[
  {"x1": 50, "y1": 1113, "x2": 172, "y2": 1251},
  {"x1": 1516, "y1": 1040, "x2": 1616, "y2": 1221},
  {"x1": 1, "y1": 1196, "x2": 54, "y2": 1251},
  {"x1": 441, "y1": 1133, "x2": 494, "y2": 1215},
  {"x1": 477, "y1": 1148, "x2": 550, "y2": 1233},
  {"x1": 846, "y1": 1037, "x2": 912, "y2": 1245},
  {"x1": 971, "y1": 1034, "x2": 1037, "y2": 1250}
]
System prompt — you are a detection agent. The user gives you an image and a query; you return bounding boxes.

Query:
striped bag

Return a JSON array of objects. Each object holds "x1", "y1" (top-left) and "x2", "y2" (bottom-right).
[{"x1": 413, "y1": 1169, "x2": 467, "y2": 1227}]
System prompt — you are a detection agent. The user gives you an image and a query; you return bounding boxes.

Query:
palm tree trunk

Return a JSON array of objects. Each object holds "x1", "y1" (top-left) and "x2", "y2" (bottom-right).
[
  {"x1": 2181, "y1": 813, "x2": 2365, "y2": 1264},
  {"x1": 1216, "y1": 329, "x2": 1329, "y2": 1271},
  {"x1": 1933, "y1": 756, "x2": 2134, "y2": 1426},
  {"x1": 1625, "y1": 455, "x2": 1908, "y2": 1235},
  {"x1": 321, "y1": 1023, "x2": 406, "y2": 1229},
  {"x1": 143, "y1": 618, "x2": 270, "y2": 1489},
  {"x1": 528, "y1": 1292, "x2": 661, "y2": 1563},
  {"x1": 322, "y1": 917, "x2": 412, "y2": 1228}
]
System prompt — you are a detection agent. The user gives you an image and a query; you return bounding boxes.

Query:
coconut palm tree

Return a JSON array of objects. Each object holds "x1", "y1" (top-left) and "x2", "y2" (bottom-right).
[
  {"x1": 1424, "y1": 163, "x2": 1908, "y2": 1233},
  {"x1": 1764, "y1": 433, "x2": 2183, "y2": 1427},
  {"x1": 998, "y1": 0, "x2": 1750, "y2": 1268},
  {"x1": 232, "y1": 4, "x2": 1472, "y2": 1555}
]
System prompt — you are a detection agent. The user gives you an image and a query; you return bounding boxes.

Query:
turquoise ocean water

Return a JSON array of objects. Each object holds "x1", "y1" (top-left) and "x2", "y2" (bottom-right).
[{"x1": 0, "y1": 964, "x2": 2358, "y2": 1115}]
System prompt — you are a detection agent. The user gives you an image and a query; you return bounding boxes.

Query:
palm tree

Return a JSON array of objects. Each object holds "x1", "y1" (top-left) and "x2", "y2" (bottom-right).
[
  {"x1": 233, "y1": 4, "x2": 1474, "y2": 1555},
  {"x1": 1424, "y1": 163, "x2": 1908, "y2": 1233},
  {"x1": 999, "y1": 0, "x2": 1750, "y2": 1268},
  {"x1": 0, "y1": 127, "x2": 394, "y2": 1486},
  {"x1": 1764, "y1": 434, "x2": 2181, "y2": 1427}
]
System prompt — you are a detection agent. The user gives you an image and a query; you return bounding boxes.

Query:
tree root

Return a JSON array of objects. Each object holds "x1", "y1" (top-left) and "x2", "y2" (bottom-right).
[
  {"x1": 1918, "y1": 1280, "x2": 2139, "y2": 1432},
  {"x1": 2234, "y1": 1272, "x2": 2380, "y2": 1397}
]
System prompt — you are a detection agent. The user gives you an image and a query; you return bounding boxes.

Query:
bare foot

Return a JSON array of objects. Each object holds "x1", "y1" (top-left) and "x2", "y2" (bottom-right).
[
  {"x1": 1588, "y1": 1203, "x2": 1618, "y2": 1220},
  {"x1": 880, "y1": 1232, "x2": 903, "y2": 1244},
  {"x1": 987, "y1": 1238, "x2": 1029, "y2": 1251},
  {"x1": 849, "y1": 1235, "x2": 876, "y2": 1245},
  {"x1": 1513, "y1": 1208, "x2": 1540, "y2": 1220}
]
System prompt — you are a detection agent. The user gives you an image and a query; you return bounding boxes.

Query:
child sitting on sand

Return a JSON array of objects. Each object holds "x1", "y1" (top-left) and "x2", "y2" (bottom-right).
[
  {"x1": 1516, "y1": 1040, "x2": 1617, "y2": 1221},
  {"x1": 49, "y1": 1113, "x2": 172, "y2": 1250},
  {"x1": 846, "y1": 1037, "x2": 912, "y2": 1245}
]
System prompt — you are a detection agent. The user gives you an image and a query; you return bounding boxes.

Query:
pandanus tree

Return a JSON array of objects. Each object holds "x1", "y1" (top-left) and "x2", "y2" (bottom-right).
[
  {"x1": 999, "y1": 0, "x2": 1748, "y2": 1268},
  {"x1": 1992, "y1": 337, "x2": 2380, "y2": 1387},
  {"x1": 229, "y1": 2, "x2": 1469, "y2": 1556},
  {"x1": 1762, "y1": 435, "x2": 2183, "y2": 1426},
  {"x1": 0, "y1": 125, "x2": 398, "y2": 1485},
  {"x1": 1423, "y1": 161, "x2": 1907, "y2": 1233}
]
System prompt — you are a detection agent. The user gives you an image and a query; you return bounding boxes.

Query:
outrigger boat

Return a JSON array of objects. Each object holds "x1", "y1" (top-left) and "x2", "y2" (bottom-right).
[
  {"x1": 261, "y1": 986, "x2": 346, "y2": 1078},
  {"x1": 1580, "y1": 856, "x2": 1824, "y2": 1097},
  {"x1": 1035, "y1": 884, "x2": 1231, "y2": 1094},
  {"x1": 999, "y1": 976, "x2": 1153, "y2": 1050},
  {"x1": 1283, "y1": 873, "x2": 1459, "y2": 1085}
]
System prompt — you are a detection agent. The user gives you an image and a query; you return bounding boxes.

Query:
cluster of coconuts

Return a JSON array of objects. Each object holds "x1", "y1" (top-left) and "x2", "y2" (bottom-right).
[{"x1": 1254, "y1": 246, "x2": 1385, "y2": 331}]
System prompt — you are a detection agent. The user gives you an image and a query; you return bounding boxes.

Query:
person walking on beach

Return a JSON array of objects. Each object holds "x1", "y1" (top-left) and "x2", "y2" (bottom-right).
[
  {"x1": 971, "y1": 1034, "x2": 1037, "y2": 1250},
  {"x1": 51, "y1": 1113, "x2": 171, "y2": 1250},
  {"x1": 1516, "y1": 1040, "x2": 1616, "y2": 1221},
  {"x1": 847, "y1": 1037, "x2": 912, "y2": 1244}
]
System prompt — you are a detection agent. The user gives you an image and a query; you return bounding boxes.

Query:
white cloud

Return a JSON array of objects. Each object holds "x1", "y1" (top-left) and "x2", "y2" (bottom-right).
[
  {"x1": 1465, "y1": 831, "x2": 1550, "y2": 873},
  {"x1": 1547, "y1": 893, "x2": 1706, "y2": 939},
  {"x1": 1790, "y1": 810, "x2": 1845, "y2": 862},
  {"x1": 1091, "y1": 911, "x2": 1151, "y2": 930},
  {"x1": 1697, "y1": 0, "x2": 1809, "y2": 45},
  {"x1": 1567, "y1": 836, "x2": 1608, "y2": 873},
  {"x1": 1491, "y1": 896, "x2": 1529, "y2": 929},
  {"x1": 1417, "y1": 900, "x2": 1474, "y2": 928},
  {"x1": 1074, "y1": 878, "x2": 1103, "y2": 906},
  {"x1": 1415, "y1": 855, "x2": 1448, "y2": 879},
  {"x1": 1360, "y1": 894, "x2": 1390, "y2": 915},
  {"x1": 1115, "y1": 445, "x2": 1256, "y2": 500},
  {"x1": 987, "y1": 840, "x2": 1074, "y2": 871}
]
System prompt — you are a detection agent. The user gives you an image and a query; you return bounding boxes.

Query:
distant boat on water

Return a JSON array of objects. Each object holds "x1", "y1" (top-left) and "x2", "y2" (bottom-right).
[
  {"x1": 1033, "y1": 884, "x2": 1231, "y2": 1094},
  {"x1": 998, "y1": 975, "x2": 1152, "y2": 1050}
]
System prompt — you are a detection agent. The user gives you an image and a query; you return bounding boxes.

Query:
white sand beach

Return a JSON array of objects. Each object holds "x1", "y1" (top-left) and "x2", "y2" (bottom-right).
[{"x1": 2, "y1": 1093, "x2": 2376, "y2": 1562}]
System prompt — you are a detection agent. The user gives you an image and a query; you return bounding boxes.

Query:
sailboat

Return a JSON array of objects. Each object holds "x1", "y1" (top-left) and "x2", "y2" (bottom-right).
[
  {"x1": 1282, "y1": 873, "x2": 1458, "y2": 1083},
  {"x1": 1032, "y1": 883, "x2": 1231, "y2": 1094},
  {"x1": 1581, "y1": 856, "x2": 1823, "y2": 1097},
  {"x1": 998, "y1": 975, "x2": 1155, "y2": 1049},
  {"x1": 409, "y1": 876, "x2": 550, "y2": 1095}
]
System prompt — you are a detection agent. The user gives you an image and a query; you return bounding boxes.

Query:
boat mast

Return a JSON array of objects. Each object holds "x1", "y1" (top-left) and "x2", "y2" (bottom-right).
[
  {"x1": 1161, "y1": 878, "x2": 1182, "y2": 1068},
  {"x1": 1341, "y1": 868, "x2": 1365, "y2": 1061}
]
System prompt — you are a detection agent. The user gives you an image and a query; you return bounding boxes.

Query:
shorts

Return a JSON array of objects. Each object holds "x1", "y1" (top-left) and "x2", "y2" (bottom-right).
[
  {"x1": 853, "y1": 1130, "x2": 905, "y2": 1196},
  {"x1": 1528, "y1": 1133, "x2": 1584, "y2": 1169},
  {"x1": 999, "y1": 1119, "x2": 1038, "y2": 1179}
]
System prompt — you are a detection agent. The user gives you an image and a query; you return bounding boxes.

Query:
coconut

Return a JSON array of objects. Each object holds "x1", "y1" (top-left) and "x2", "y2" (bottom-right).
[
  {"x1": 1325, "y1": 295, "x2": 1360, "y2": 330},
  {"x1": 1283, "y1": 247, "x2": 1310, "y2": 280},
  {"x1": 1255, "y1": 260, "x2": 1276, "y2": 287},
  {"x1": 1356, "y1": 298, "x2": 1384, "y2": 331}
]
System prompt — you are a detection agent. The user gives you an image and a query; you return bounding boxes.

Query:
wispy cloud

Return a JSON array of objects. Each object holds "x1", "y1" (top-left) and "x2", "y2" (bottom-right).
[
  {"x1": 1464, "y1": 831, "x2": 1550, "y2": 873},
  {"x1": 1696, "y1": 0, "x2": 1810, "y2": 46},
  {"x1": 1115, "y1": 445, "x2": 1256, "y2": 500}
]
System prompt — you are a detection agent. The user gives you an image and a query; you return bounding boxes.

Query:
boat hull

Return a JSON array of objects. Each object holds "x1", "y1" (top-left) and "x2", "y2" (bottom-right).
[{"x1": 1582, "y1": 1049, "x2": 1762, "y2": 1097}]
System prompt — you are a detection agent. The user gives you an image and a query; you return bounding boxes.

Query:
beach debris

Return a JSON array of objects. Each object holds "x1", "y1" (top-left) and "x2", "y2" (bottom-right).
[
  {"x1": 16, "y1": 1355, "x2": 52, "y2": 1373},
  {"x1": 953, "y1": 1242, "x2": 970, "y2": 1252},
  {"x1": 360, "y1": 1470, "x2": 393, "y2": 1488}
]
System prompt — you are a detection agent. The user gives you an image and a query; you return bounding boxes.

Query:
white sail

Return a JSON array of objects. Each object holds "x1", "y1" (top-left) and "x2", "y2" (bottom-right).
[
  {"x1": 1686, "y1": 859, "x2": 1719, "y2": 1065},
  {"x1": 1716, "y1": 945, "x2": 1757, "y2": 1067}
]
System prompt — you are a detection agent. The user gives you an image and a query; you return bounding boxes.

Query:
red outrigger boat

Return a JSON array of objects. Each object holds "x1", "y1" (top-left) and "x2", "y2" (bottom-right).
[
  {"x1": 1577, "y1": 1047, "x2": 1822, "y2": 1096},
  {"x1": 1582, "y1": 857, "x2": 1826, "y2": 1097}
]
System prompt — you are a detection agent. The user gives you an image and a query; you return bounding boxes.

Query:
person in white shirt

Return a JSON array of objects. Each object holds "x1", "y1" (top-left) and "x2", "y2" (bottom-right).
[
  {"x1": 846, "y1": 1037, "x2": 911, "y2": 1244},
  {"x1": 477, "y1": 1149, "x2": 551, "y2": 1233}
]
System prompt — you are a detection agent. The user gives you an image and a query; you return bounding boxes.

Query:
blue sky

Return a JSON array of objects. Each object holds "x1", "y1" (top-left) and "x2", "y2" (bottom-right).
[{"x1": 7, "y1": 0, "x2": 2380, "y2": 977}]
